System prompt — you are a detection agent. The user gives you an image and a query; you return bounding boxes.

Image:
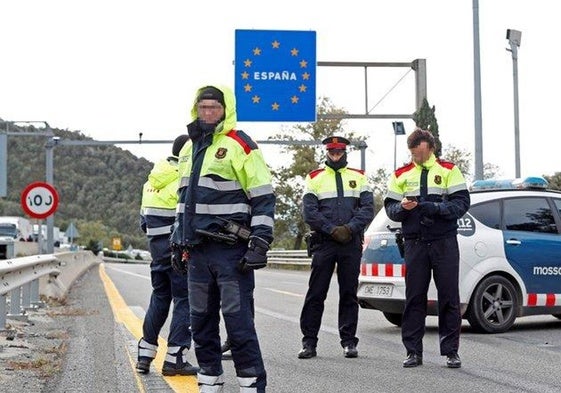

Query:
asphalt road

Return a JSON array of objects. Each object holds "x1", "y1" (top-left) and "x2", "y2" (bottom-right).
[
  {"x1": 8, "y1": 257, "x2": 560, "y2": 393},
  {"x1": 97, "y1": 262, "x2": 561, "y2": 393}
]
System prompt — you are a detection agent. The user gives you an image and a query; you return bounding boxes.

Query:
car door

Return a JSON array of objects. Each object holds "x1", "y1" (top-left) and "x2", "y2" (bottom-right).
[{"x1": 502, "y1": 196, "x2": 561, "y2": 296}]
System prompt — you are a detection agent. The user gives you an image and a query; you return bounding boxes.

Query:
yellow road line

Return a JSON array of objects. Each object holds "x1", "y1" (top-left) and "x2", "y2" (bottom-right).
[{"x1": 99, "y1": 263, "x2": 199, "y2": 392}]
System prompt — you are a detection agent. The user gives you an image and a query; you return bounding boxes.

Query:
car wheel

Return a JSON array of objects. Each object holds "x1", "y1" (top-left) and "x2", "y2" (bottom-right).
[
  {"x1": 466, "y1": 275, "x2": 518, "y2": 333},
  {"x1": 383, "y1": 312, "x2": 402, "y2": 327}
]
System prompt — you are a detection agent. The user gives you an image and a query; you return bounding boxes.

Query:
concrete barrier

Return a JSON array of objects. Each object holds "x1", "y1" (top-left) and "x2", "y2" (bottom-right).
[{"x1": 39, "y1": 251, "x2": 102, "y2": 300}]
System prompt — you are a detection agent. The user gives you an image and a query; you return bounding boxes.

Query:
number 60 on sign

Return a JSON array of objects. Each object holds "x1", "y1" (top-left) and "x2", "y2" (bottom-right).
[{"x1": 20, "y1": 181, "x2": 59, "y2": 219}]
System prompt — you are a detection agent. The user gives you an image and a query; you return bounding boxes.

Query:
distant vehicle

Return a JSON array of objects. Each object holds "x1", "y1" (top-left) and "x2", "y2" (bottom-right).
[
  {"x1": 0, "y1": 216, "x2": 33, "y2": 241},
  {"x1": 0, "y1": 223, "x2": 17, "y2": 239},
  {"x1": 32, "y1": 224, "x2": 63, "y2": 246},
  {"x1": 358, "y1": 176, "x2": 561, "y2": 333}
]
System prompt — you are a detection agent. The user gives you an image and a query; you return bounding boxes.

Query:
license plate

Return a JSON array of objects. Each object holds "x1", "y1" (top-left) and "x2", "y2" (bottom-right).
[{"x1": 362, "y1": 284, "x2": 393, "y2": 297}]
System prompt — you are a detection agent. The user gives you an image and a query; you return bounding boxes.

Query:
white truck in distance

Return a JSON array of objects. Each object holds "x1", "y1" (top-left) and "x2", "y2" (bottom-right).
[{"x1": 0, "y1": 216, "x2": 33, "y2": 241}]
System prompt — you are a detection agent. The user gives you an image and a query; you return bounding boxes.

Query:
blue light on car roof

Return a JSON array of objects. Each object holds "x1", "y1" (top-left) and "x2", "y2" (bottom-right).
[{"x1": 470, "y1": 176, "x2": 549, "y2": 191}]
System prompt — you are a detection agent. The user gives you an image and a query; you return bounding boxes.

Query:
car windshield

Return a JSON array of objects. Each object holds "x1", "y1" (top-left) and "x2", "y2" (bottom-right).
[
  {"x1": 367, "y1": 209, "x2": 401, "y2": 234},
  {"x1": 0, "y1": 224, "x2": 17, "y2": 237}
]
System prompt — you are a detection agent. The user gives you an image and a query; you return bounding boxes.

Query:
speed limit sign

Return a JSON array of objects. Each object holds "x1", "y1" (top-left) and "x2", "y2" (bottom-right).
[{"x1": 20, "y1": 182, "x2": 59, "y2": 219}]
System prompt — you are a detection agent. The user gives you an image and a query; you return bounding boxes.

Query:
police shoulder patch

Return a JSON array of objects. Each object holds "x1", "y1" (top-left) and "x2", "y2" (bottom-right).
[
  {"x1": 436, "y1": 159, "x2": 456, "y2": 170},
  {"x1": 348, "y1": 167, "x2": 365, "y2": 175},
  {"x1": 395, "y1": 162, "x2": 415, "y2": 178},
  {"x1": 226, "y1": 129, "x2": 257, "y2": 154},
  {"x1": 309, "y1": 168, "x2": 324, "y2": 179}
]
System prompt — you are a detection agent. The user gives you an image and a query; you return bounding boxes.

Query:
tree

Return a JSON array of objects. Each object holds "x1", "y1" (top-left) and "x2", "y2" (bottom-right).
[
  {"x1": 76, "y1": 219, "x2": 113, "y2": 253},
  {"x1": 441, "y1": 144, "x2": 471, "y2": 177},
  {"x1": 544, "y1": 172, "x2": 561, "y2": 191},
  {"x1": 269, "y1": 97, "x2": 364, "y2": 250},
  {"x1": 483, "y1": 163, "x2": 502, "y2": 180},
  {"x1": 412, "y1": 98, "x2": 441, "y2": 157},
  {"x1": 368, "y1": 168, "x2": 390, "y2": 216},
  {"x1": 441, "y1": 144, "x2": 503, "y2": 183}
]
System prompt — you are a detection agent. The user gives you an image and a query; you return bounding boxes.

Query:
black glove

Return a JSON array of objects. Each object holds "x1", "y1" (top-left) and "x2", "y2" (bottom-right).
[
  {"x1": 417, "y1": 201, "x2": 440, "y2": 217},
  {"x1": 170, "y1": 243, "x2": 188, "y2": 275},
  {"x1": 238, "y1": 236, "x2": 270, "y2": 273},
  {"x1": 330, "y1": 225, "x2": 352, "y2": 243}
]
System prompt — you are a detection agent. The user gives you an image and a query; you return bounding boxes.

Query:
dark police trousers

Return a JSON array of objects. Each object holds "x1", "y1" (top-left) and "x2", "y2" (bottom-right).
[
  {"x1": 402, "y1": 236, "x2": 461, "y2": 356},
  {"x1": 143, "y1": 257, "x2": 191, "y2": 349},
  {"x1": 189, "y1": 241, "x2": 266, "y2": 392},
  {"x1": 300, "y1": 236, "x2": 362, "y2": 348}
]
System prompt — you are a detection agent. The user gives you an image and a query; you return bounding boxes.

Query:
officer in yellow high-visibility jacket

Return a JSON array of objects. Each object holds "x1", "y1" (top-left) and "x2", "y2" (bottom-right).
[
  {"x1": 384, "y1": 128, "x2": 470, "y2": 369},
  {"x1": 298, "y1": 136, "x2": 374, "y2": 360},
  {"x1": 136, "y1": 134, "x2": 198, "y2": 376},
  {"x1": 170, "y1": 85, "x2": 275, "y2": 393}
]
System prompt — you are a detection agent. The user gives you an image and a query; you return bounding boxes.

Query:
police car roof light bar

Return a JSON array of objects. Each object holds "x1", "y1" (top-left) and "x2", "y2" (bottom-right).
[{"x1": 470, "y1": 176, "x2": 548, "y2": 191}]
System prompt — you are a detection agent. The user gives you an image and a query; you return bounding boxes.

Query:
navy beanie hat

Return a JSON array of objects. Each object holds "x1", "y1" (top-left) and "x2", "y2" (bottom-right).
[
  {"x1": 172, "y1": 134, "x2": 190, "y2": 157},
  {"x1": 197, "y1": 86, "x2": 225, "y2": 107}
]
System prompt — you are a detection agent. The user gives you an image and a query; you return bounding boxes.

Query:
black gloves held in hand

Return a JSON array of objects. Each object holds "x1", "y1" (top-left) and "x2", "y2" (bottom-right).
[
  {"x1": 238, "y1": 236, "x2": 270, "y2": 273},
  {"x1": 417, "y1": 201, "x2": 440, "y2": 216},
  {"x1": 331, "y1": 225, "x2": 352, "y2": 243},
  {"x1": 170, "y1": 243, "x2": 189, "y2": 275}
]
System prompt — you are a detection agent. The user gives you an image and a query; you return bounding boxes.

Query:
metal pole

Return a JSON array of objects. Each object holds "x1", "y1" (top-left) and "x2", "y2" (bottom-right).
[
  {"x1": 511, "y1": 45, "x2": 521, "y2": 177},
  {"x1": 45, "y1": 126, "x2": 55, "y2": 254},
  {"x1": 507, "y1": 29, "x2": 522, "y2": 178},
  {"x1": 472, "y1": 0, "x2": 484, "y2": 180},
  {"x1": 394, "y1": 133, "x2": 397, "y2": 170}
]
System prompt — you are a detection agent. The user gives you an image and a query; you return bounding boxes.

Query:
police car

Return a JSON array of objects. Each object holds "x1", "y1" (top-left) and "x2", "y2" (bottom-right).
[{"x1": 358, "y1": 176, "x2": 561, "y2": 333}]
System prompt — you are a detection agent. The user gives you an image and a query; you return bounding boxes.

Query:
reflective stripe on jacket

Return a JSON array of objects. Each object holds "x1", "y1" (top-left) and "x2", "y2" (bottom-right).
[
  {"x1": 384, "y1": 153, "x2": 470, "y2": 240},
  {"x1": 303, "y1": 165, "x2": 374, "y2": 237},
  {"x1": 171, "y1": 85, "x2": 275, "y2": 246},
  {"x1": 140, "y1": 158, "x2": 179, "y2": 260}
]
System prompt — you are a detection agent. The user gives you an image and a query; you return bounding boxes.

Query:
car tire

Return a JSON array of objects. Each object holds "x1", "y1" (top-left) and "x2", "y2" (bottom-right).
[
  {"x1": 466, "y1": 275, "x2": 518, "y2": 333},
  {"x1": 383, "y1": 312, "x2": 403, "y2": 327}
]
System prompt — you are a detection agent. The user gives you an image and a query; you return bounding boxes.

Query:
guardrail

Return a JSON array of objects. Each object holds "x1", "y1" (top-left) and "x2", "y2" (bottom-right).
[
  {"x1": 101, "y1": 249, "x2": 313, "y2": 270},
  {"x1": 266, "y1": 250, "x2": 311, "y2": 270},
  {"x1": 0, "y1": 254, "x2": 61, "y2": 329}
]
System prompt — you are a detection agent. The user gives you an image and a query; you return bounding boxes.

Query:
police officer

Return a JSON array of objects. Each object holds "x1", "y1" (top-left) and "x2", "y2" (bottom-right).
[
  {"x1": 298, "y1": 136, "x2": 374, "y2": 359},
  {"x1": 170, "y1": 85, "x2": 275, "y2": 393},
  {"x1": 136, "y1": 134, "x2": 198, "y2": 376},
  {"x1": 384, "y1": 128, "x2": 470, "y2": 368}
]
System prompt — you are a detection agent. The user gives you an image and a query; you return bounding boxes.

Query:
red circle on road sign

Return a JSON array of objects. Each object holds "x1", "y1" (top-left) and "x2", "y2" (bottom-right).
[{"x1": 20, "y1": 182, "x2": 59, "y2": 219}]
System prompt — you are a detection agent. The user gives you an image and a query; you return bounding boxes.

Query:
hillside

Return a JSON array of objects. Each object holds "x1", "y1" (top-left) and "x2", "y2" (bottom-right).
[{"x1": 0, "y1": 125, "x2": 154, "y2": 250}]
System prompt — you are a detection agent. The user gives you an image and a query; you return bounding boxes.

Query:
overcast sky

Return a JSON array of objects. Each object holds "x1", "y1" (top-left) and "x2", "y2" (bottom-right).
[{"x1": 2, "y1": 0, "x2": 560, "y2": 180}]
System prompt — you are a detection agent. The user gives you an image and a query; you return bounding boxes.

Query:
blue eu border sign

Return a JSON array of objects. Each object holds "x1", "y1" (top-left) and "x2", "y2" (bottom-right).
[{"x1": 235, "y1": 29, "x2": 316, "y2": 122}]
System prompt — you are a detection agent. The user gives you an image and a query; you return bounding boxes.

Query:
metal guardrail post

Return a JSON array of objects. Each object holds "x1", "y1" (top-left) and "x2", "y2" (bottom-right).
[
  {"x1": 0, "y1": 254, "x2": 70, "y2": 329},
  {"x1": 30, "y1": 279, "x2": 42, "y2": 306},
  {"x1": 8, "y1": 287, "x2": 22, "y2": 317},
  {"x1": 0, "y1": 295, "x2": 6, "y2": 329},
  {"x1": 22, "y1": 282, "x2": 31, "y2": 309}
]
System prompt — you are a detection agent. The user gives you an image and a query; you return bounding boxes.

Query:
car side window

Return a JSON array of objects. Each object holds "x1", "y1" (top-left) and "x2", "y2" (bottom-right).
[
  {"x1": 469, "y1": 200, "x2": 501, "y2": 229},
  {"x1": 554, "y1": 198, "x2": 561, "y2": 218},
  {"x1": 503, "y1": 197, "x2": 557, "y2": 234}
]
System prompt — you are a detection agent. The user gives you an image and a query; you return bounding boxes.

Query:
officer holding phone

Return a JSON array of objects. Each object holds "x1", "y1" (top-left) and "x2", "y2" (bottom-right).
[{"x1": 384, "y1": 128, "x2": 470, "y2": 369}]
